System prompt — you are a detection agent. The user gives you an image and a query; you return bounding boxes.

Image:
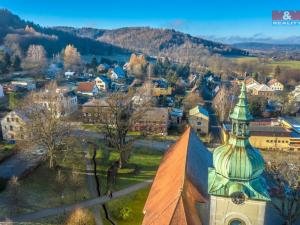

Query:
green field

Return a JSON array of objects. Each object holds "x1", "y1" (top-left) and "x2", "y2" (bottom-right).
[
  {"x1": 88, "y1": 143, "x2": 162, "y2": 191},
  {"x1": 102, "y1": 187, "x2": 150, "y2": 225},
  {"x1": 229, "y1": 56, "x2": 300, "y2": 70}
]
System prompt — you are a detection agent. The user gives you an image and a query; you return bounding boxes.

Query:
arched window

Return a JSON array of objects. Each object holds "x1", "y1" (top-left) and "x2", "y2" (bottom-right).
[{"x1": 229, "y1": 219, "x2": 246, "y2": 225}]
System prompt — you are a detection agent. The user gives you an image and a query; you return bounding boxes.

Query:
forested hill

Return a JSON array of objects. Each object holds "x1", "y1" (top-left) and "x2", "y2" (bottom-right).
[
  {"x1": 0, "y1": 9, "x2": 248, "y2": 63},
  {"x1": 56, "y1": 26, "x2": 249, "y2": 64},
  {"x1": 0, "y1": 9, "x2": 128, "y2": 56}
]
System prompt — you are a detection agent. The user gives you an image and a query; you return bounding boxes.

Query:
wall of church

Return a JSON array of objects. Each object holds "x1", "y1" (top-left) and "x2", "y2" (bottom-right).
[{"x1": 209, "y1": 195, "x2": 266, "y2": 225}]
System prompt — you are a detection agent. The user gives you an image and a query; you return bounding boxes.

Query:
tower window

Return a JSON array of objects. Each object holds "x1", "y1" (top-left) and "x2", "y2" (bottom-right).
[{"x1": 229, "y1": 219, "x2": 245, "y2": 225}]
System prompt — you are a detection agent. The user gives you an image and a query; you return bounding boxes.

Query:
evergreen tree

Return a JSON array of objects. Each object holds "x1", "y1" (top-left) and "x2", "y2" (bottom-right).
[
  {"x1": 11, "y1": 55, "x2": 21, "y2": 71},
  {"x1": 274, "y1": 65, "x2": 281, "y2": 78}
]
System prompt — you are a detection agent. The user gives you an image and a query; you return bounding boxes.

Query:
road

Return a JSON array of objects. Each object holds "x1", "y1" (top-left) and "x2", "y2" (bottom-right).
[
  {"x1": 3, "y1": 180, "x2": 153, "y2": 223},
  {"x1": 203, "y1": 84, "x2": 222, "y2": 145},
  {"x1": 0, "y1": 147, "x2": 45, "y2": 179}
]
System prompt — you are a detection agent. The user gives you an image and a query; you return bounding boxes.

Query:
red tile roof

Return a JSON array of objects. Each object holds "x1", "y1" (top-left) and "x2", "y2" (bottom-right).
[
  {"x1": 142, "y1": 127, "x2": 211, "y2": 225},
  {"x1": 77, "y1": 82, "x2": 95, "y2": 92}
]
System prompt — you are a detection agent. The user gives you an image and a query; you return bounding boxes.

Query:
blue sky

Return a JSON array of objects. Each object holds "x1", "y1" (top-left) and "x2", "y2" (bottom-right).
[{"x1": 1, "y1": 0, "x2": 300, "y2": 38}]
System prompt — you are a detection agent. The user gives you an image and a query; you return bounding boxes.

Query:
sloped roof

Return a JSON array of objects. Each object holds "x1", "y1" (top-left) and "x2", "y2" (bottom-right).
[
  {"x1": 268, "y1": 79, "x2": 282, "y2": 86},
  {"x1": 189, "y1": 106, "x2": 209, "y2": 118},
  {"x1": 112, "y1": 66, "x2": 126, "y2": 78},
  {"x1": 77, "y1": 82, "x2": 96, "y2": 92},
  {"x1": 253, "y1": 84, "x2": 273, "y2": 92},
  {"x1": 245, "y1": 77, "x2": 259, "y2": 85},
  {"x1": 142, "y1": 127, "x2": 212, "y2": 225}
]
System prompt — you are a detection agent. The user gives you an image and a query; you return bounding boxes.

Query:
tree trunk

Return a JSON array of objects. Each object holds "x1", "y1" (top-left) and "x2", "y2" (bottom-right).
[{"x1": 49, "y1": 154, "x2": 54, "y2": 169}]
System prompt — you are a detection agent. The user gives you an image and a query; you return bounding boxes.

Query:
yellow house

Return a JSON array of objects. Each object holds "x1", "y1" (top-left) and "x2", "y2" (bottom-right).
[
  {"x1": 152, "y1": 87, "x2": 172, "y2": 97},
  {"x1": 222, "y1": 123, "x2": 300, "y2": 152}
]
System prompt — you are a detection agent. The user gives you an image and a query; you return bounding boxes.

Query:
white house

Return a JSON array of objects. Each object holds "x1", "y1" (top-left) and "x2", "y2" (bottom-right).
[
  {"x1": 111, "y1": 66, "x2": 126, "y2": 80},
  {"x1": 95, "y1": 75, "x2": 111, "y2": 91},
  {"x1": 268, "y1": 79, "x2": 284, "y2": 91},
  {"x1": 33, "y1": 89, "x2": 78, "y2": 117},
  {"x1": 1, "y1": 111, "x2": 27, "y2": 141},
  {"x1": 65, "y1": 71, "x2": 75, "y2": 79},
  {"x1": 77, "y1": 82, "x2": 99, "y2": 96},
  {"x1": 11, "y1": 78, "x2": 36, "y2": 91},
  {"x1": 0, "y1": 84, "x2": 4, "y2": 98}
]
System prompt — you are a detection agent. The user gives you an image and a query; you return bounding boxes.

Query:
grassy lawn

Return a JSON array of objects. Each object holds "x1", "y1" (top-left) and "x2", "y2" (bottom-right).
[
  {"x1": 0, "y1": 143, "x2": 15, "y2": 161},
  {"x1": 0, "y1": 145, "x2": 90, "y2": 218},
  {"x1": 101, "y1": 187, "x2": 150, "y2": 225},
  {"x1": 81, "y1": 124, "x2": 101, "y2": 132},
  {"x1": 88, "y1": 143, "x2": 162, "y2": 192},
  {"x1": 229, "y1": 56, "x2": 300, "y2": 71}
]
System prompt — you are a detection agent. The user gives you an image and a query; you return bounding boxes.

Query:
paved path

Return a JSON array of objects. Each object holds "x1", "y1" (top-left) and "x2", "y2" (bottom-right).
[
  {"x1": 82, "y1": 143, "x2": 103, "y2": 225},
  {"x1": 72, "y1": 130, "x2": 173, "y2": 152},
  {"x1": 0, "y1": 148, "x2": 45, "y2": 180},
  {"x1": 3, "y1": 180, "x2": 152, "y2": 223}
]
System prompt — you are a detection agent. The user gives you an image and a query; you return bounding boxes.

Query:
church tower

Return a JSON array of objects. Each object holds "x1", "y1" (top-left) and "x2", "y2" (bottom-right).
[{"x1": 208, "y1": 82, "x2": 270, "y2": 225}]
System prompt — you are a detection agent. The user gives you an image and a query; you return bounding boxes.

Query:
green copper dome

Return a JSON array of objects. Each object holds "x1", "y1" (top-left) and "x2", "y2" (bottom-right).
[
  {"x1": 208, "y1": 81, "x2": 270, "y2": 201},
  {"x1": 230, "y1": 82, "x2": 253, "y2": 121}
]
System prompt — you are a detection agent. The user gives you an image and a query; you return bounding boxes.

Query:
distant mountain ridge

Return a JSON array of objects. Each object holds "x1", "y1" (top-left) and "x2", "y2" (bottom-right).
[
  {"x1": 57, "y1": 26, "x2": 248, "y2": 61},
  {"x1": 0, "y1": 9, "x2": 248, "y2": 64},
  {"x1": 233, "y1": 42, "x2": 300, "y2": 52}
]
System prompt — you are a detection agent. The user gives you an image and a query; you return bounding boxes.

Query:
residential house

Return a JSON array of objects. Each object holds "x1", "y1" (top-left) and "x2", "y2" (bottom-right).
[
  {"x1": 95, "y1": 75, "x2": 111, "y2": 91},
  {"x1": 97, "y1": 63, "x2": 110, "y2": 73},
  {"x1": 188, "y1": 105, "x2": 210, "y2": 135},
  {"x1": 132, "y1": 107, "x2": 169, "y2": 135},
  {"x1": 1, "y1": 111, "x2": 27, "y2": 141},
  {"x1": 81, "y1": 98, "x2": 109, "y2": 123},
  {"x1": 11, "y1": 78, "x2": 36, "y2": 91},
  {"x1": 245, "y1": 77, "x2": 259, "y2": 86},
  {"x1": 222, "y1": 118, "x2": 300, "y2": 152},
  {"x1": 77, "y1": 82, "x2": 99, "y2": 96},
  {"x1": 268, "y1": 79, "x2": 284, "y2": 91},
  {"x1": 252, "y1": 84, "x2": 274, "y2": 98},
  {"x1": 65, "y1": 71, "x2": 75, "y2": 79},
  {"x1": 151, "y1": 79, "x2": 172, "y2": 97},
  {"x1": 0, "y1": 84, "x2": 4, "y2": 98},
  {"x1": 169, "y1": 108, "x2": 183, "y2": 127},
  {"x1": 33, "y1": 89, "x2": 78, "y2": 117},
  {"x1": 110, "y1": 66, "x2": 126, "y2": 80},
  {"x1": 290, "y1": 85, "x2": 300, "y2": 103}
]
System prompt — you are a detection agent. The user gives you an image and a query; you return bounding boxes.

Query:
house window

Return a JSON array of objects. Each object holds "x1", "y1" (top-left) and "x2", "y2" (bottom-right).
[
  {"x1": 10, "y1": 126, "x2": 13, "y2": 131},
  {"x1": 11, "y1": 118, "x2": 14, "y2": 122},
  {"x1": 21, "y1": 134, "x2": 24, "y2": 139},
  {"x1": 20, "y1": 127, "x2": 23, "y2": 131},
  {"x1": 7, "y1": 118, "x2": 10, "y2": 122},
  {"x1": 16, "y1": 118, "x2": 19, "y2": 122},
  {"x1": 197, "y1": 122, "x2": 202, "y2": 125}
]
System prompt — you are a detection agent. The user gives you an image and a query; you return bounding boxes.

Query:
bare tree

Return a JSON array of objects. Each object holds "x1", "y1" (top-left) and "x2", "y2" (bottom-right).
[
  {"x1": 7, "y1": 176, "x2": 22, "y2": 216},
  {"x1": 63, "y1": 44, "x2": 81, "y2": 71},
  {"x1": 22, "y1": 44, "x2": 47, "y2": 75},
  {"x1": 212, "y1": 84, "x2": 239, "y2": 123},
  {"x1": 96, "y1": 92, "x2": 149, "y2": 168},
  {"x1": 70, "y1": 165, "x2": 82, "y2": 201},
  {"x1": 266, "y1": 161, "x2": 300, "y2": 225},
  {"x1": 182, "y1": 92, "x2": 204, "y2": 112},
  {"x1": 54, "y1": 169, "x2": 66, "y2": 204},
  {"x1": 19, "y1": 84, "x2": 72, "y2": 168}
]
